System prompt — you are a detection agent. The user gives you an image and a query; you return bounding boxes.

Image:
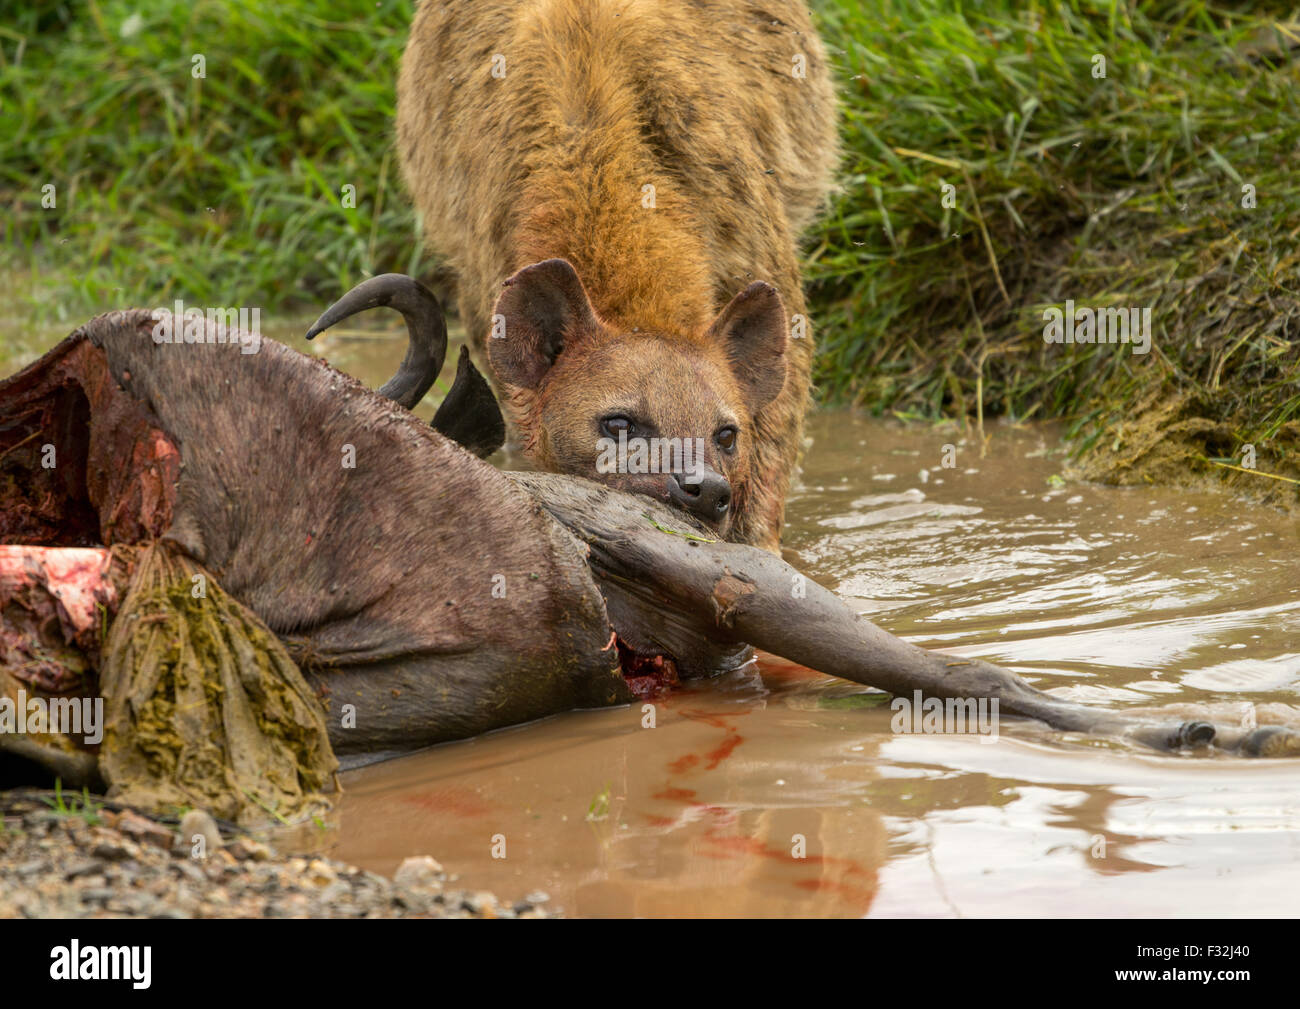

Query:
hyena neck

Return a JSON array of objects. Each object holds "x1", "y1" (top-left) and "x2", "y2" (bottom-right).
[
  {"x1": 513, "y1": 164, "x2": 715, "y2": 341},
  {"x1": 508, "y1": 6, "x2": 718, "y2": 343}
]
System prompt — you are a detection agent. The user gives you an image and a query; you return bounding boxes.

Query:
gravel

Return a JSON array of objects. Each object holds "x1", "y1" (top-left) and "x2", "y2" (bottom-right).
[{"x1": 0, "y1": 793, "x2": 556, "y2": 919}]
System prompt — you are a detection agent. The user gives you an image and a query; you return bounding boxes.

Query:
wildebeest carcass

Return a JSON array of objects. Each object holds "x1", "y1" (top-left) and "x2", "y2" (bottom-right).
[{"x1": 2, "y1": 282, "x2": 1295, "y2": 823}]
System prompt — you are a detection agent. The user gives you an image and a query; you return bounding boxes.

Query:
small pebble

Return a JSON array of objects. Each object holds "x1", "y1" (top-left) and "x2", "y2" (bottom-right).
[{"x1": 177, "y1": 810, "x2": 223, "y2": 857}]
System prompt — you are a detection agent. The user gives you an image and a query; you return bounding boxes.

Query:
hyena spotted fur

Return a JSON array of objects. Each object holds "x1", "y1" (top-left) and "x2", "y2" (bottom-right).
[{"x1": 397, "y1": 0, "x2": 838, "y2": 549}]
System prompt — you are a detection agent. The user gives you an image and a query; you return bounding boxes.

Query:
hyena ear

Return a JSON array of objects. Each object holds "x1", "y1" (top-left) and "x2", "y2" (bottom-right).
[
  {"x1": 488, "y1": 258, "x2": 600, "y2": 388},
  {"x1": 707, "y1": 282, "x2": 788, "y2": 410}
]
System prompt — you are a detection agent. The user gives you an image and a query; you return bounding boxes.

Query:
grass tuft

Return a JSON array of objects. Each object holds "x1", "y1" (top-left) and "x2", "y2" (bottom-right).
[{"x1": 806, "y1": 0, "x2": 1300, "y2": 502}]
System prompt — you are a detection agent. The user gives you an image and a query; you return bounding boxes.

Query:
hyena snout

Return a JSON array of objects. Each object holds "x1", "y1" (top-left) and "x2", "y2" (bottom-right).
[{"x1": 668, "y1": 469, "x2": 732, "y2": 522}]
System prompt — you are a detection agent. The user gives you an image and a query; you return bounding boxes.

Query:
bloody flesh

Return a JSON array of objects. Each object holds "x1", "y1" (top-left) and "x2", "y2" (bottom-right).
[{"x1": 616, "y1": 637, "x2": 680, "y2": 698}]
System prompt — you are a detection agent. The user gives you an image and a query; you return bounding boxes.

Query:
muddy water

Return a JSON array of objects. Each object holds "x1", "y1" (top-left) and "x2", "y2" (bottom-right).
[
  {"x1": 322, "y1": 324, "x2": 1300, "y2": 916},
  {"x1": 8, "y1": 316, "x2": 1300, "y2": 916}
]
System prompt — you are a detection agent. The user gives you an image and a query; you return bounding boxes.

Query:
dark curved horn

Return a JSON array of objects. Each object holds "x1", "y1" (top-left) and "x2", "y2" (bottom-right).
[{"x1": 305, "y1": 274, "x2": 447, "y2": 410}]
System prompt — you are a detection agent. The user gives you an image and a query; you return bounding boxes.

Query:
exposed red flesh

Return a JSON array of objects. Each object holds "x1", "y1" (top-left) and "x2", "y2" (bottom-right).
[
  {"x1": 0, "y1": 545, "x2": 122, "y2": 693},
  {"x1": 616, "y1": 637, "x2": 680, "y2": 699},
  {"x1": 0, "y1": 337, "x2": 180, "y2": 547}
]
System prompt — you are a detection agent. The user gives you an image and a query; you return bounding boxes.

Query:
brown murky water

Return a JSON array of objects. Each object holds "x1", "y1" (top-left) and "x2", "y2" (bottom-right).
[{"x1": 6, "y1": 313, "x2": 1299, "y2": 917}]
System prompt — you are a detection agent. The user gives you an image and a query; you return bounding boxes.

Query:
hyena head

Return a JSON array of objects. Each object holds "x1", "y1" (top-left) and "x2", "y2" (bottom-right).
[{"x1": 488, "y1": 258, "x2": 788, "y2": 538}]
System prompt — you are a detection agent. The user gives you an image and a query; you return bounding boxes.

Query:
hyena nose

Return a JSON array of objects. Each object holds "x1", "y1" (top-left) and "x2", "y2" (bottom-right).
[{"x1": 667, "y1": 470, "x2": 731, "y2": 522}]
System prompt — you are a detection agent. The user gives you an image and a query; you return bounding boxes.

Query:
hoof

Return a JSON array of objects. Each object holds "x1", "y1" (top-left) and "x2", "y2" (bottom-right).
[
  {"x1": 1174, "y1": 721, "x2": 1216, "y2": 748},
  {"x1": 1240, "y1": 724, "x2": 1300, "y2": 757}
]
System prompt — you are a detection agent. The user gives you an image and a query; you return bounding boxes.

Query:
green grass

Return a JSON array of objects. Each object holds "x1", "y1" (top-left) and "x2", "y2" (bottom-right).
[
  {"x1": 585, "y1": 782, "x2": 612, "y2": 822},
  {"x1": 2, "y1": 1, "x2": 1297, "y2": 501},
  {"x1": 805, "y1": 0, "x2": 1300, "y2": 500},
  {"x1": 41, "y1": 779, "x2": 104, "y2": 826},
  {"x1": 1, "y1": 0, "x2": 420, "y2": 325}
]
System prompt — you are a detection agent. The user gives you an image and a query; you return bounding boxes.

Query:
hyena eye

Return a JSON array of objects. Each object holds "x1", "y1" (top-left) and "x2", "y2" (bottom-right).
[
  {"x1": 602, "y1": 415, "x2": 635, "y2": 438},
  {"x1": 714, "y1": 426, "x2": 738, "y2": 453}
]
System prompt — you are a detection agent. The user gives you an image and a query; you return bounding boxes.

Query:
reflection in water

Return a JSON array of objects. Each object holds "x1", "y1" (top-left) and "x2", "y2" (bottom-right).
[
  {"x1": 337, "y1": 663, "x2": 890, "y2": 918},
  {"x1": 7, "y1": 316, "x2": 1298, "y2": 916}
]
